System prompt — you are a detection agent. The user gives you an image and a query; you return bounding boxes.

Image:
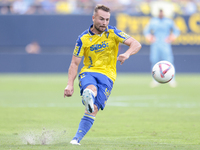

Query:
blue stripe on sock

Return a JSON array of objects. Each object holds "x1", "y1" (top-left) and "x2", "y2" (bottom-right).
[{"x1": 84, "y1": 113, "x2": 95, "y2": 120}]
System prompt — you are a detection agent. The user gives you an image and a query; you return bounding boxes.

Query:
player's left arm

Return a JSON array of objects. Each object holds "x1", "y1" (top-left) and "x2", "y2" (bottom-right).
[{"x1": 117, "y1": 37, "x2": 142, "y2": 65}]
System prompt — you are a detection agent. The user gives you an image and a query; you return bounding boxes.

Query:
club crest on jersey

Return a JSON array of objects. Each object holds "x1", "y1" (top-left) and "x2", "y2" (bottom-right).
[
  {"x1": 90, "y1": 41, "x2": 108, "y2": 53},
  {"x1": 89, "y1": 38, "x2": 92, "y2": 42}
]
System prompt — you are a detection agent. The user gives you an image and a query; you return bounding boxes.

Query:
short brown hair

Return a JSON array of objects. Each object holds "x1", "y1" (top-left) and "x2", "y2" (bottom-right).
[{"x1": 94, "y1": 4, "x2": 110, "y2": 14}]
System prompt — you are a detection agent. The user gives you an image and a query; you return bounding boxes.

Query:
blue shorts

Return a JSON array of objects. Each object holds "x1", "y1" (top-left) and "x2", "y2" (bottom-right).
[{"x1": 78, "y1": 72, "x2": 113, "y2": 110}]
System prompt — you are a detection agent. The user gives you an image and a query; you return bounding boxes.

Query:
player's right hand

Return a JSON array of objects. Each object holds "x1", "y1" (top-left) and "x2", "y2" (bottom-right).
[
  {"x1": 146, "y1": 35, "x2": 156, "y2": 43},
  {"x1": 64, "y1": 85, "x2": 74, "y2": 97},
  {"x1": 117, "y1": 53, "x2": 129, "y2": 65}
]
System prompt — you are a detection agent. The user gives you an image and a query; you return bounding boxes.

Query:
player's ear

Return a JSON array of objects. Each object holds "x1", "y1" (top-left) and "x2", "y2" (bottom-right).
[{"x1": 92, "y1": 15, "x2": 95, "y2": 22}]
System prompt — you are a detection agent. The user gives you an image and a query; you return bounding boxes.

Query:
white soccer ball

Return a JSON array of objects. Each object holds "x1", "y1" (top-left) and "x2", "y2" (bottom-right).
[{"x1": 152, "y1": 61, "x2": 175, "y2": 83}]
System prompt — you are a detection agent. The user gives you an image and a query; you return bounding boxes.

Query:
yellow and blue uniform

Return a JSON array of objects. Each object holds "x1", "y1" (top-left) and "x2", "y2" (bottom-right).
[
  {"x1": 71, "y1": 24, "x2": 131, "y2": 144},
  {"x1": 73, "y1": 24, "x2": 130, "y2": 111},
  {"x1": 74, "y1": 24, "x2": 130, "y2": 82}
]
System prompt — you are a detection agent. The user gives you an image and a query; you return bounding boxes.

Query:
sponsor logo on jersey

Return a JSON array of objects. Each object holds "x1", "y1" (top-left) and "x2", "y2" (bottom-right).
[{"x1": 90, "y1": 41, "x2": 109, "y2": 52}]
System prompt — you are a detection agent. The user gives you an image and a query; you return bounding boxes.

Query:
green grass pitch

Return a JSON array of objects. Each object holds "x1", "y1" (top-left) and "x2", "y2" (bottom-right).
[{"x1": 0, "y1": 73, "x2": 200, "y2": 150}]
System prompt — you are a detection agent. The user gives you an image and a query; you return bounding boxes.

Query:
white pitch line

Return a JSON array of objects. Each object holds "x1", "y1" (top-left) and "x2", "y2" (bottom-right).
[
  {"x1": 1, "y1": 102, "x2": 200, "y2": 108},
  {"x1": 108, "y1": 94, "x2": 184, "y2": 101},
  {"x1": 0, "y1": 95, "x2": 199, "y2": 108},
  {"x1": 107, "y1": 102, "x2": 200, "y2": 108}
]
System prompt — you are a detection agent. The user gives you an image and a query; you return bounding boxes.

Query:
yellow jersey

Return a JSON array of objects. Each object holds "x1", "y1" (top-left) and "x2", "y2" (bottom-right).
[{"x1": 73, "y1": 24, "x2": 130, "y2": 82}]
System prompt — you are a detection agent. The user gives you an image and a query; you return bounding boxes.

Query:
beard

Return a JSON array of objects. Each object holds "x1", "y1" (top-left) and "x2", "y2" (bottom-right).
[{"x1": 94, "y1": 24, "x2": 106, "y2": 33}]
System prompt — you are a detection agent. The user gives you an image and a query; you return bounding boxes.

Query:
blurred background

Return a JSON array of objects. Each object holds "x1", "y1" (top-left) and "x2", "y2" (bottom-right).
[{"x1": 0, "y1": 0, "x2": 199, "y2": 73}]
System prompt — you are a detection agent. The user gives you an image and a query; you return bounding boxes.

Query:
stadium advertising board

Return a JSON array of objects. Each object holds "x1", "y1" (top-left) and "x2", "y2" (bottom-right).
[{"x1": 116, "y1": 13, "x2": 200, "y2": 45}]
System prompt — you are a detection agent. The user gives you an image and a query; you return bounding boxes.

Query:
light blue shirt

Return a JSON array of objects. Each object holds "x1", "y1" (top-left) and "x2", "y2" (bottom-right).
[{"x1": 143, "y1": 17, "x2": 180, "y2": 45}]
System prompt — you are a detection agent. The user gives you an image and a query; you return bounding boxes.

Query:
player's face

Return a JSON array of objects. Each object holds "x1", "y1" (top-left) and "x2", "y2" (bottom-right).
[
  {"x1": 159, "y1": 11, "x2": 164, "y2": 19},
  {"x1": 92, "y1": 10, "x2": 110, "y2": 34}
]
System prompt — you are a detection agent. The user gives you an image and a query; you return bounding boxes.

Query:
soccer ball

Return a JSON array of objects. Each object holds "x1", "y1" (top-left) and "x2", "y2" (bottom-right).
[{"x1": 152, "y1": 61, "x2": 175, "y2": 83}]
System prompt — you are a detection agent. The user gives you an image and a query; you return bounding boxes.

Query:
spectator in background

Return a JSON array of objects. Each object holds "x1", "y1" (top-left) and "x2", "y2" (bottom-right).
[
  {"x1": 100, "y1": 0, "x2": 119, "y2": 13},
  {"x1": 55, "y1": 0, "x2": 74, "y2": 14},
  {"x1": 76, "y1": 0, "x2": 95, "y2": 15},
  {"x1": 0, "y1": 0, "x2": 199, "y2": 15},
  {"x1": 25, "y1": 41, "x2": 41, "y2": 54},
  {"x1": 11, "y1": 0, "x2": 30, "y2": 14},
  {"x1": 41, "y1": 0, "x2": 56, "y2": 14},
  {"x1": 184, "y1": 0, "x2": 197, "y2": 15},
  {"x1": 0, "y1": 0, "x2": 11, "y2": 14},
  {"x1": 117, "y1": 0, "x2": 135, "y2": 14},
  {"x1": 140, "y1": 0, "x2": 151, "y2": 15},
  {"x1": 27, "y1": 0, "x2": 43, "y2": 14},
  {"x1": 143, "y1": 9, "x2": 180, "y2": 88}
]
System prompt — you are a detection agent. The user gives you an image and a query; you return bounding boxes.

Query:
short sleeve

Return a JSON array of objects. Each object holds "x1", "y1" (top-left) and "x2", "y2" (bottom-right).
[
  {"x1": 113, "y1": 27, "x2": 131, "y2": 43},
  {"x1": 73, "y1": 37, "x2": 84, "y2": 57}
]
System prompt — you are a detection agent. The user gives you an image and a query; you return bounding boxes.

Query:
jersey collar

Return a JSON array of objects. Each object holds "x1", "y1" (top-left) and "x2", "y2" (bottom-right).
[{"x1": 88, "y1": 24, "x2": 108, "y2": 36}]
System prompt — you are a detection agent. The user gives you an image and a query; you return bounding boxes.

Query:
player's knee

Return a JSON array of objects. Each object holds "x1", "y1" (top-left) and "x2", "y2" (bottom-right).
[{"x1": 85, "y1": 85, "x2": 97, "y2": 97}]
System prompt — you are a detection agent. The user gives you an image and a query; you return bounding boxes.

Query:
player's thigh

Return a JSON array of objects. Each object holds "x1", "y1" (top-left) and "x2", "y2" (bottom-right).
[{"x1": 78, "y1": 72, "x2": 97, "y2": 95}]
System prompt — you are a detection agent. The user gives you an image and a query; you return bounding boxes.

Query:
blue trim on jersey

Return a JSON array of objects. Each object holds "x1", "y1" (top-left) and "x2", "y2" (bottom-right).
[
  {"x1": 107, "y1": 25, "x2": 115, "y2": 30},
  {"x1": 75, "y1": 24, "x2": 128, "y2": 56},
  {"x1": 113, "y1": 27, "x2": 126, "y2": 39},
  {"x1": 76, "y1": 38, "x2": 83, "y2": 56},
  {"x1": 80, "y1": 29, "x2": 90, "y2": 37},
  {"x1": 89, "y1": 24, "x2": 95, "y2": 35},
  {"x1": 87, "y1": 24, "x2": 125, "y2": 38},
  {"x1": 75, "y1": 30, "x2": 89, "y2": 56},
  {"x1": 106, "y1": 25, "x2": 128, "y2": 40}
]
